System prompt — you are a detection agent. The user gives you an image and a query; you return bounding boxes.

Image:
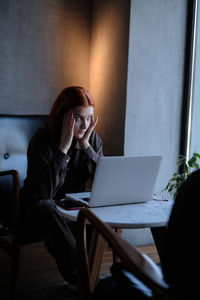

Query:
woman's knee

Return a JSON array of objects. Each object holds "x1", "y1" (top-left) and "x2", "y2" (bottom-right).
[
  {"x1": 35, "y1": 199, "x2": 58, "y2": 220},
  {"x1": 37, "y1": 199, "x2": 56, "y2": 210}
]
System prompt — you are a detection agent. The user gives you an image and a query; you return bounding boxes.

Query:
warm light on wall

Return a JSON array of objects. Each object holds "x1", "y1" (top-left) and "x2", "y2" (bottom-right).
[
  {"x1": 89, "y1": 4, "x2": 123, "y2": 114},
  {"x1": 89, "y1": 1, "x2": 130, "y2": 155},
  {"x1": 50, "y1": 4, "x2": 91, "y2": 91}
]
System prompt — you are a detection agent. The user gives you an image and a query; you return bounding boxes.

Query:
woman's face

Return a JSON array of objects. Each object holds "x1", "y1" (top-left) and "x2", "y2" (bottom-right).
[{"x1": 71, "y1": 105, "x2": 94, "y2": 139}]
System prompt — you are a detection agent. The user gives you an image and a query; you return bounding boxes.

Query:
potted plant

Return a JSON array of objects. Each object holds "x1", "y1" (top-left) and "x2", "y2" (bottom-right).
[{"x1": 163, "y1": 152, "x2": 200, "y2": 199}]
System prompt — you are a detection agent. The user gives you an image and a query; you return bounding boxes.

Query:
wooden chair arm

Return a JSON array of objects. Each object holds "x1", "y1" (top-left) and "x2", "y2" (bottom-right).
[
  {"x1": 77, "y1": 208, "x2": 168, "y2": 299},
  {"x1": 0, "y1": 169, "x2": 20, "y2": 229}
]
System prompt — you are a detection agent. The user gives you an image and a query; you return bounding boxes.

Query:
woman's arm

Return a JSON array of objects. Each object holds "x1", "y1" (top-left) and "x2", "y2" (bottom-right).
[
  {"x1": 82, "y1": 131, "x2": 103, "y2": 178},
  {"x1": 24, "y1": 131, "x2": 70, "y2": 200}
]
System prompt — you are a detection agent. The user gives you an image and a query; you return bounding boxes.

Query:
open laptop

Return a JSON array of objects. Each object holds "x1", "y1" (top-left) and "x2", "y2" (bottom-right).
[{"x1": 58, "y1": 155, "x2": 162, "y2": 209}]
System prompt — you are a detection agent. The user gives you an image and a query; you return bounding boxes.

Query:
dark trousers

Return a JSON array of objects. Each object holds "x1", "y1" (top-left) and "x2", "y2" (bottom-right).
[{"x1": 21, "y1": 199, "x2": 76, "y2": 283}]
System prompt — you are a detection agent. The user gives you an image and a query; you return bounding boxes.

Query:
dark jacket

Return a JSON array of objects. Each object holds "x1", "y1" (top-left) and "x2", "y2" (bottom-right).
[
  {"x1": 161, "y1": 169, "x2": 199, "y2": 297},
  {"x1": 20, "y1": 127, "x2": 103, "y2": 206}
]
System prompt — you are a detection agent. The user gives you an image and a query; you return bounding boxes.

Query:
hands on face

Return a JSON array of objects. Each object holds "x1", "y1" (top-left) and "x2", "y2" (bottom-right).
[
  {"x1": 59, "y1": 111, "x2": 98, "y2": 154},
  {"x1": 59, "y1": 111, "x2": 75, "y2": 154},
  {"x1": 78, "y1": 115, "x2": 98, "y2": 150}
]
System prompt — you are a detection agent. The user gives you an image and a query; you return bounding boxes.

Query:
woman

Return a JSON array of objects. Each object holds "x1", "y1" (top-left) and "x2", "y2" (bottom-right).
[{"x1": 20, "y1": 86, "x2": 103, "y2": 288}]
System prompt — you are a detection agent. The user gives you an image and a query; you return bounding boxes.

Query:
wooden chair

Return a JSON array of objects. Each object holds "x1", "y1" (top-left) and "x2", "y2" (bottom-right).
[
  {"x1": 0, "y1": 115, "x2": 46, "y2": 299},
  {"x1": 0, "y1": 170, "x2": 21, "y2": 299},
  {"x1": 76, "y1": 208, "x2": 185, "y2": 300}
]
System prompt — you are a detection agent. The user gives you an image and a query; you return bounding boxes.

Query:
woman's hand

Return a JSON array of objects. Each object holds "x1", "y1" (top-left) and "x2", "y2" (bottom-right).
[
  {"x1": 79, "y1": 116, "x2": 98, "y2": 150},
  {"x1": 59, "y1": 111, "x2": 75, "y2": 154}
]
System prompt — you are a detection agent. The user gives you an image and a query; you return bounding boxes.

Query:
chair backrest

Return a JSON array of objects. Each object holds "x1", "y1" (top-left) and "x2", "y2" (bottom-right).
[
  {"x1": 76, "y1": 208, "x2": 169, "y2": 300},
  {"x1": 0, "y1": 114, "x2": 47, "y2": 186},
  {"x1": 0, "y1": 114, "x2": 47, "y2": 225}
]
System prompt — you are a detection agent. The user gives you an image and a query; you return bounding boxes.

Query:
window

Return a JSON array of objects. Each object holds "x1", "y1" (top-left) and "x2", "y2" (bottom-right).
[{"x1": 186, "y1": 0, "x2": 200, "y2": 159}]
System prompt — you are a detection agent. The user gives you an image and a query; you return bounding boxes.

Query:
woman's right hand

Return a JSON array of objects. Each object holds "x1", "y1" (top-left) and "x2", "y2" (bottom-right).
[{"x1": 59, "y1": 111, "x2": 75, "y2": 154}]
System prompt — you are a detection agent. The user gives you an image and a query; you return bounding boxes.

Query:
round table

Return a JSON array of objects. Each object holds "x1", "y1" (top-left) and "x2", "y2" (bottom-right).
[{"x1": 56, "y1": 199, "x2": 174, "y2": 229}]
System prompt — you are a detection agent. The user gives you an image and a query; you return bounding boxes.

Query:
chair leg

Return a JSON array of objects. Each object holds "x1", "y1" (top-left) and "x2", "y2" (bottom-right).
[
  {"x1": 113, "y1": 228, "x2": 121, "y2": 263},
  {"x1": 150, "y1": 226, "x2": 167, "y2": 261},
  {"x1": 90, "y1": 234, "x2": 106, "y2": 290},
  {"x1": 10, "y1": 246, "x2": 20, "y2": 300}
]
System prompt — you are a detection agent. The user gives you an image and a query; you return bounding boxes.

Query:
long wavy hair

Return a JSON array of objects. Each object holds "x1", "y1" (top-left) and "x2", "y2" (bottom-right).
[{"x1": 45, "y1": 86, "x2": 95, "y2": 145}]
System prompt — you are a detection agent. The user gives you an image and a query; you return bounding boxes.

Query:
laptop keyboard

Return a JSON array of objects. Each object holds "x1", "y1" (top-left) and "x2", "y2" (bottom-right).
[{"x1": 80, "y1": 197, "x2": 90, "y2": 201}]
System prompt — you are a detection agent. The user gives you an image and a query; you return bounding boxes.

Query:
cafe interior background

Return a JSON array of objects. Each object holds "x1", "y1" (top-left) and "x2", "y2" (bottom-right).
[{"x1": 0, "y1": 0, "x2": 199, "y2": 252}]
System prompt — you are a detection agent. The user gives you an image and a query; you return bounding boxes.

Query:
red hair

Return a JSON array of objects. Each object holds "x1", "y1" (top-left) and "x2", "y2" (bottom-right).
[{"x1": 46, "y1": 86, "x2": 95, "y2": 145}]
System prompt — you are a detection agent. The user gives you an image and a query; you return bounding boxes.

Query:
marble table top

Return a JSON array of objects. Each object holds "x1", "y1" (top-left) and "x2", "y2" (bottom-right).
[{"x1": 56, "y1": 199, "x2": 174, "y2": 229}]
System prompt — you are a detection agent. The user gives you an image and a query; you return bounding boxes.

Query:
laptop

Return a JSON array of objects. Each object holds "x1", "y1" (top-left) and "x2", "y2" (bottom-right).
[{"x1": 57, "y1": 155, "x2": 162, "y2": 209}]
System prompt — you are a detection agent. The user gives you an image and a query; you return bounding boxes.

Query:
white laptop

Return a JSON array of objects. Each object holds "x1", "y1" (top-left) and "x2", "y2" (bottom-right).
[{"x1": 63, "y1": 155, "x2": 162, "y2": 208}]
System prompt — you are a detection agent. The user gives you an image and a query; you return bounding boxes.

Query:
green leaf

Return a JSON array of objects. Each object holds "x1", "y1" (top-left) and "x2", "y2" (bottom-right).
[
  {"x1": 188, "y1": 156, "x2": 196, "y2": 167},
  {"x1": 176, "y1": 157, "x2": 185, "y2": 167},
  {"x1": 163, "y1": 152, "x2": 200, "y2": 198},
  {"x1": 185, "y1": 164, "x2": 189, "y2": 174},
  {"x1": 193, "y1": 153, "x2": 200, "y2": 159}
]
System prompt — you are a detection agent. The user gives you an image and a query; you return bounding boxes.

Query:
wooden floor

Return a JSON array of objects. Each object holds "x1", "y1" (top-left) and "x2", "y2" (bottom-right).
[
  {"x1": 0, "y1": 242, "x2": 159, "y2": 300},
  {"x1": 99, "y1": 243, "x2": 160, "y2": 279}
]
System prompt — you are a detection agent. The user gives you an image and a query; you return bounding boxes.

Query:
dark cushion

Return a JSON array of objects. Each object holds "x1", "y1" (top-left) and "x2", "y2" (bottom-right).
[
  {"x1": 94, "y1": 262, "x2": 153, "y2": 300},
  {"x1": 111, "y1": 262, "x2": 152, "y2": 298}
]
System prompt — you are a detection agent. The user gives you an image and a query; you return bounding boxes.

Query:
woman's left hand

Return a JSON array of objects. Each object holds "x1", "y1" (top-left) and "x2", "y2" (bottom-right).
[{"x1": 79, "y1": 116, "x2": 98, "y2": 150}]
